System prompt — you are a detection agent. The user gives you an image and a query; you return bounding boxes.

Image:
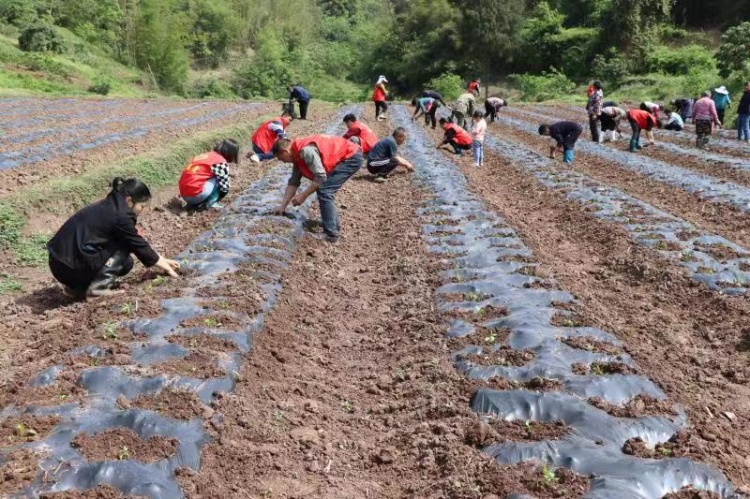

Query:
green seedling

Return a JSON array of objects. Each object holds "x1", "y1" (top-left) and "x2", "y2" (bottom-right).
[
  {"x1": 151, "y1": 275, "x2": 167, "y2": 287},
  {"x1": 15, "y1": 422, "x2": 37, "y2": 438},
  {"x1": 591, "y1": 364, "x2": 605, "y2": 376},
  {"x1": 697, "y1": 266, "x2": 716, "y2": 275},
  {"x1": 117, "y1": 445, "x2": 130, "y2": 460},
  {"x1": 58, "y1": 394, "x2": 70, "y2": 401},
  {"x1": 484, "y1": 331, "x2": 498, "y2": 344},
  {"x1": 541, "y1": 465, "x2": 558, "y2": 485},
  {"x1": 121, "y1": 301, "x2": 136, "y2": 316},
  {"x1": 102, "y1": 320, "x2": 119, "y2": 340},
  {"x1": 393, "y1": 368, "x2": 407, "y2": 382},
  {"x1": 585, "y1": 343, "x2": 595, "y2": 352},
  {"x1": 203, "y1": 317, "x2": 220, "y2": 328},
  {"x1": 524, "y1": 420, "x2": 533, "y2": 433},
  {"x1": 464, "y1": 292, "x2": 481, "y2": 302},
  {"x1": 659, "y1": 447, "x2": 673, "y2": 456},
  {"x1": 340, "y1": 400, "x2": 354, "y2": 413},
  {"x1": 216, "y1": 300, "x2": 230, "y2": 310}
]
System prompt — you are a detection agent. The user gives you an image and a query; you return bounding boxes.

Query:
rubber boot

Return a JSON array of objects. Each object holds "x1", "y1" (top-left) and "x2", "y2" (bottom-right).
[
  {"x1": 563, "y1": 150, "x2": 574, "y2": 164},
  {"x1": 88, "y1": 249, "x2": 134, "y2": 296}
]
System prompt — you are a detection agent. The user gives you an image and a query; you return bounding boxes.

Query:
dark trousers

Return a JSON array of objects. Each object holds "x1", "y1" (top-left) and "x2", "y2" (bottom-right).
[
  {"x1": 484, "y1": 102, "x2": 497, "y2": 122},
  {"x1": 49, "y1": 249, "x2": 134, "y2": 296},
  {"x1": 589, "y1": 114, "x2": 600, "y2": 142},
  {"x1": 600, "y1": 114, "x2": 616, "y2": 132},
  {"x1": 629, "y1": 118, "x2": 642, "y2": 151},
  {"x1": 367, "y1": 157, "x2": 399, "y2": 176},
  {"x1": 427, "y1": 105, "x2": 438, "y2": 129},
  {"x1": 664, "y1": 122, "x2": 683, "y2": 131},
  {"x1": 448, "y1": 141, "x2": 472, "y2": 154},
  {"x1": 298, "y1": 100, "x2": 309, "y2": 120},
  {"x1": 717, "y1": 108, "x2": 726, "y2": 124},
  {"x1": 375, "y1": 101, "x2": 388, "y2": 118},
  {"x1": 317, "y1": 152, "x2": 363, "y2": 238}
]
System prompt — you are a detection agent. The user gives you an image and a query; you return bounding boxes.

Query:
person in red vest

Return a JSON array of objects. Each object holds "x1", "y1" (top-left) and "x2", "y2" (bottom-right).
[
  {"x1": 467, "y1": 77, "x2": 481, "y2": 96},
  {"x1": 342, "y1": 113, "x2": 378, "y2": 155},
  {"x1": 437, "y1": 118, "x2": 473, "y2": 155},
  {"x1": 249, "y1": 109, "x2": 292, "y2": 163},
  {"x1": 372, "y1": 75, "x2": 388, "y2": 121},
  {"x1": 272, "y1": 135, "x2": 363, "y2": 243},
  {"x1": 179, "y1": 139, "x2": 239, "y2": 210},
  {"x1": 626, "y1": 109, "x2": 660, "y2": 153}
]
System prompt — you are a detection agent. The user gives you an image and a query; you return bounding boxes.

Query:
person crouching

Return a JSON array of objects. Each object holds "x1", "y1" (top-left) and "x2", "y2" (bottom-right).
[{"x1": 179, "y1": 139, "x2": 239, "y2": 210}]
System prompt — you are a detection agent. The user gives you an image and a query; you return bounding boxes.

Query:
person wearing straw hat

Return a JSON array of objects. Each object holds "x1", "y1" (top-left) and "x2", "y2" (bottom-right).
[
  {"x1": 372, "y1": 75, "x2": 389, "y2": 121},
  {"x1": 712, "y1": 86, "x2": 732, "y2": 124}
]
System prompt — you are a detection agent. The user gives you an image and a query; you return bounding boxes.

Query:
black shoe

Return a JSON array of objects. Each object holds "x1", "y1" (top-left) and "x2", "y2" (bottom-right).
[{"x1": 308, "y1": 232, "x2": 338, "y2": 244}]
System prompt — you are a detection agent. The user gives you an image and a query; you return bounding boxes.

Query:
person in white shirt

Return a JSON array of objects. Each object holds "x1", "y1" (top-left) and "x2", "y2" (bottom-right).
[{"x1": 664, "y1": 109, "x2": 684, "y2": 131}]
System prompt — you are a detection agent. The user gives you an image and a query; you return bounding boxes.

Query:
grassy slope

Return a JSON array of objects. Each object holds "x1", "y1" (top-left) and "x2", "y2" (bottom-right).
[{"x1": 0, "y1": 25, "x2": 152, "y2": 98}]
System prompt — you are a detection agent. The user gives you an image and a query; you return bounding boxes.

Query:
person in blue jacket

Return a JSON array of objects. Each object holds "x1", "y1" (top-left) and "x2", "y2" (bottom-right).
[
  {"x1": 288, "y1": 84, "x2": 311, "y2": 120},
  {"x1": 712, "y1": 86, "x2": 731, "y2": 125}
]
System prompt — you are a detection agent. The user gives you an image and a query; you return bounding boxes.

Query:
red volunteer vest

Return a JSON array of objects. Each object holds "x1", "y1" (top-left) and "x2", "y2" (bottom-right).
[
  {"x1": 252, "y1": 116, "x2": 290, "y2": 154},
  {"x1": 179, "y1": 151, "x2": 226, "y2": 197},
  {"x1": 372, "y1": 84, "x2": 386, "y2": 102},
  {"x1": 468, "y1": 81, "x2": 479, "y2": 93},
  {"x1": 444, "y1": 123, "x2": 473, "y2": 146},
  {"x1": 627, "y1": 109, "x2": 656, "y2": 130},
  {"x1": 346, "y1": 123, "x2": 378, "y2": 154},
  {"x1": 291, "y1": 135, "x2": 360, "y2": 180}
]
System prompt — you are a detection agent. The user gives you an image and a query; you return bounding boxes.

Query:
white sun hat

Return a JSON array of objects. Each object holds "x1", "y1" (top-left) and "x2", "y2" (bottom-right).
[
  {"x1": 377, "y1": 75, "x2": 388, "y2": 84},
  {"x1": 715, "y1": 86, "x2": 729, "y2": 95}
]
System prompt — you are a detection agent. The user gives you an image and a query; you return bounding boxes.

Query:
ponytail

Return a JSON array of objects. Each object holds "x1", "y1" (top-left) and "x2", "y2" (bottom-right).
[{"x1": 111, "y1": 177, "x2": 151, "y2": 203}]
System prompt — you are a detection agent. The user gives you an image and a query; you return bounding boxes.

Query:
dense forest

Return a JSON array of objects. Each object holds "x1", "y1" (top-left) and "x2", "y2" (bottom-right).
[{"x1": 0, "y1": 0, "x2": 749, "y2": 101}]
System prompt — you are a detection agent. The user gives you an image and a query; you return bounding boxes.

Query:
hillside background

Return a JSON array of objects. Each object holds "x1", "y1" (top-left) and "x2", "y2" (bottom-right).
[{"x1": 0, "y1": 0, "x2": 749, "y2": 116}]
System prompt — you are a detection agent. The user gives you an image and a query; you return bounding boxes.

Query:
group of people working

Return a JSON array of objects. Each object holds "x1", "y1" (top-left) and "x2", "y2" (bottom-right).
[{"x1": 47, "y1": 91, "x2": 415, "y2": 298}]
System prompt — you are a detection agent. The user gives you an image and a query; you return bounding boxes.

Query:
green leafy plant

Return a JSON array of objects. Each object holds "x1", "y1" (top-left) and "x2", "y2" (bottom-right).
[
  {"x1": 484, "y1": 331, "x2": 498, "y2": 344},
  {"x1": 117, "y1": 445, "x2": 130, "y2": 460},
  {"x1": 121, "y1": 301, "x2": 136, "y2": 316},
  {"x1": 102, "y1": 320, "x2": 119, "y2": 340},
  {"x1": 591, "y1": 364, "x2": 605, "y2": 375},
  {"x1": 203, "y1": 317, "x2": 219, "y2": 328},
  {"x1": 541, "y1": 465, "x2": 558, "y2": 485}
]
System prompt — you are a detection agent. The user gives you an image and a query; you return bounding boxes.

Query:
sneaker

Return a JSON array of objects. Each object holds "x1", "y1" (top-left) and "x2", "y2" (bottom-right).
[
  {"x1": 250, "y1": 154, "x2": 260, "y2": 163},
  {"x1": 207, "y1": 202, "x2": 223, "y2": 209},
  {"x1": 373, "y1": 176, "x2": 387, "y2": 183},
  {"x1": 473, "y1": 162, "x2": 480, "y2": 167},
  {"x1": 308, "y1": 232, "x2": 338, "y2": 244}
]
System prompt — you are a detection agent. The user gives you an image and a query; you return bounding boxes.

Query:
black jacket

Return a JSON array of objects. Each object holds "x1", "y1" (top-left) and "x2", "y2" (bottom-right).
[
  {"x1": 739, "y1": 91, "x2": 750, "y2": 115},
  {"x1": 420, "y1": 90, "x2": 447, "y2": 106},
  {"x1": 48, "y1": 192, "x2": 159, "y2": 271},
  {"x1": 549, "y1": 121, "x2": 583, "y2": 147}
]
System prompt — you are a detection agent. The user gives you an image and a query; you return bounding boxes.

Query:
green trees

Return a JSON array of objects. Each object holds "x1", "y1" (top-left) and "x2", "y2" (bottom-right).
[{"x1": 716, "y1": 22, "x2": 750, "y2": 78}]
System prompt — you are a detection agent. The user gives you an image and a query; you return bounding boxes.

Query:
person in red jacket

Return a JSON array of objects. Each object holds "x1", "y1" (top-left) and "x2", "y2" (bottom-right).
[
  {"x1": 272, "y1": 135, "x2": 363, "y2": 243},
  {"x1": 467, "y1": 77, "x2": 481, "y2": 96},
  {"x1": 342, "y1": 113, "x2": 378, "y2": 155},
  {"x1": 437, "y1": 118, "x2": 473, "y2": 155},
  {"x1": 372, "y1": 75, "x2": 388, "y2": 121},
  {"x1": 179, "y1": 139, "x2": 239, "y2": 210},
  {"x1": 249, "y1": 110, "x2": 292, "y2": 163},
  {"x1": 627, "y1": 109, "x2": 660, "y2": 153}
]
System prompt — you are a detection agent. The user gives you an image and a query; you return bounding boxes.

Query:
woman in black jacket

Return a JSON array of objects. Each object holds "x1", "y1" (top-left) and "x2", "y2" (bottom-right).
[{"x1": 47, "y1": 177, "x2": 180, "y2": 298}]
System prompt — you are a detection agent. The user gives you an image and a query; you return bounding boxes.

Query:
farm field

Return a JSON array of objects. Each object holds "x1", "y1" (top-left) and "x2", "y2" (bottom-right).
[{"x1": 0, "y1": 100, "x2": 749, "y2": 498}]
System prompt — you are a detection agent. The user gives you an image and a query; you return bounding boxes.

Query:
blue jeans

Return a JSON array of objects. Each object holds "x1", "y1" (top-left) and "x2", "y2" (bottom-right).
[
  {"x1": 738, "y1": 114, "x2": 750, "y2": 141},
  {"x1": 253, "y1": 143, "x2": 275, "y2": 161},
  {"x1": 629, "y1": 118, "x2": 642, "y2": 152},
  {"x1": 317, "y1": 151, "x2": 363, "y2": 238},
  {"x1": 563, "y1": 149, "x2": 574, "y2": 163},
  {"x1": 472, "y1": 140, "x2": 484, "y2": 164},
  {"x1": 183, "y1": 177, "x2": 220, "y2": 207}
]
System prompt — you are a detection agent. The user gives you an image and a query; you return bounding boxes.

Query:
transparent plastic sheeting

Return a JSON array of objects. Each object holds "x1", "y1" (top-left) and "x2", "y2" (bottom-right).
[
  {"x1": 495, "y1": 113, "x2": 750, "y2": 214},
  {"x1": 392, "y1": 105, "x2": 736, "y2": 498},
  {"x1": 0, "y1": 102, "x2": 263, "y2": 170},
  {"x1": 560, "y1": 104, "x2": 750, "y2": 154},
  {"x1": 515, "y1": 106, "x2": 750, "y2": 174},
  {"x1": 480, "y1": 133, "x2": 750, "y2": 295},
  {"x1": 0, "y1": 107, "x2": 359, "y2": 498}
]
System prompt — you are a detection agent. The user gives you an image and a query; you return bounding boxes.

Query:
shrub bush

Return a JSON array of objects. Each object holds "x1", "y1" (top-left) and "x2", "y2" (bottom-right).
[
  {"x1": 426, "y1": 72, "x2": 464, "y2": 101},
  {"x1": 591, "y1": 50, "x2": 631, "y2": 88},
  {"x1": 87, "y1": 79, "x2": 111, "y2": 95},
  {"x1": 645, "y1": 44, "x2": 716, "y2": 75},
  {"x1": 18, "y1": 23, "x2": 66, "y2": 53},
  {"x1": 509, "y1": 69, "x2": 576, "y2": 102}
]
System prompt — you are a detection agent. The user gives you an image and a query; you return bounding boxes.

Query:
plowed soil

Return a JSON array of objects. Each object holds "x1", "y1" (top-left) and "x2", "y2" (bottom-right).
[{"x1": 0, "y1": 101, "x2": 749, "y2": 497}]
